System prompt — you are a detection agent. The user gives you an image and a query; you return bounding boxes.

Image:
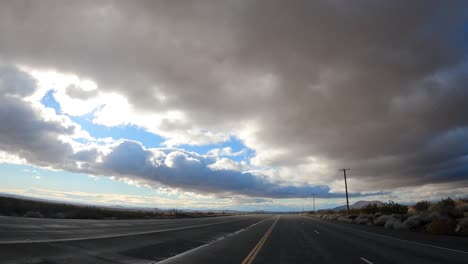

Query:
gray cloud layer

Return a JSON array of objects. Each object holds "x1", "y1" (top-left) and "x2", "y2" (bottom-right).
[
  {"x1": 0, "y1": 67, "x2": 75, "y2": 167},
  {"x1": 0, "y1": 1, "x2": 468, "y2": 192}
]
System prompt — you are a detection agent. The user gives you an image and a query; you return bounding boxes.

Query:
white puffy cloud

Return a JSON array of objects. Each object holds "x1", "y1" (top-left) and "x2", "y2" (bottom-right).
[
  {"x1": 208, "y1": 147, "x2": 245, "y2": 157},
  {"x1": 164, "y1": 151, "x2": 202, "y2": 169},
  {"x1": 208, "y1": 158, "x2": 247, "y2": 172},
  {"x1": 0, "y1": 150, "x2": 26, "y2": 165},
  {"x1": 92, "y1": 140, "x2": 356, "y2": 198}
]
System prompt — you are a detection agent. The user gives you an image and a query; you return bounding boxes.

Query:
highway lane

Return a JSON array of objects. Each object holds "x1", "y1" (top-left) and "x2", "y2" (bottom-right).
[
  {"x1": 256, "y1": 215, "x2": 468, "y2": 263},
  {"x1": 162, "y1": 215, "x2": 468, "y2": 264},
  {"x1": 1, "y1": 214, "x2": 467, "y2": 263},
  {"x1": 0, "y1": 215, "x2": 267, "y2": 243},
  {"x1": 0, "y1": 214, "x2": 271, "y2": 263}
]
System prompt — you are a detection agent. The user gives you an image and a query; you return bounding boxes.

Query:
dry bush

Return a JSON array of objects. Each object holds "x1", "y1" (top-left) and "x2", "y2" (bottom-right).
[
  {"x1": 384, "y1": 217, "x2": 406, "y2": 230},
  {"x1": 457, "y1": 203, "x2": 468, "y2": 213},
  {"x1": 428, "y1": 211, "x2": 441, "y2": 220},
  {"x1": 323, "y1": 215, "x2": 338, "y2": 220},
  {"x1": 414, "y1": 200, "x2": 431, "y2": 212},
  {"x1": 328, "y1": 215, "x2": 338, "y2": 220},
  {"x1": 354, "y1": 214, "x2": 373, "y2": 225},
  {"x1": 337, "y1": 216, "x2": 353, "y2": 223},
  {"x1": 407, "y1": 206, "x2": 417, "y2": 214},
  {"x1": 374, "y1": 215, "x2": 392, "y2": 226},
  {"x1": 455, "y1": 217, "x2": 468, "y2": 235},
  {"x1": 427, "y1": 217, "x2": 456, "y2": 235},
  {"x1": 430, "y1": 198, "x2": 463, "y2": 219},
  {"x1": 348, "y1": 214, "x2": 359, "y2": 220},
  {"x1": 380, "y1": 201, "x2": 408, "y2": 215},
  {"x1": 362, "y1": 204, "x2": 380, "y2": 215},
  {"x1": 403, "y1": 215, "x2": 431, "y2": 229}
]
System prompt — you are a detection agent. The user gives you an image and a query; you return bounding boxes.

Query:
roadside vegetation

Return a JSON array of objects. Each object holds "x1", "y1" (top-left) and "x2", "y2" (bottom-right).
[
  {"x1": 0, "y1": 196, "x2": 228, "y2": 220},
  {"x1": 310, "y1": 197, "x2": 468, "y2": 236}
]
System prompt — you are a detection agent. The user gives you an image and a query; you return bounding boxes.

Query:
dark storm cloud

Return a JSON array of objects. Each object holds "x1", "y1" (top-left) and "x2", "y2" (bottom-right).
[
  {"x1": 0, "y1": 1, "x2": 467, "y2": 191},
  {"x1": 0, "y1": 66, "x2": 76, "y2": 166}
]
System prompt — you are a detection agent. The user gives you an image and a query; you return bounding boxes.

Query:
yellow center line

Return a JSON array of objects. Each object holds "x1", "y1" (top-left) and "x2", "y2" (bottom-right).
[{"x1": 241, "y1": 216, "x2": 280, "y2": 264}]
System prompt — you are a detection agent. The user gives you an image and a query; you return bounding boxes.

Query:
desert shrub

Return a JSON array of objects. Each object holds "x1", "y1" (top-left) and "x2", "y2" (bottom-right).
[
  {"x1": 348, "y1": 214, "x2": 359, "y2": 220},
  {"x1": 426, "y1": 211, "x2": 442, "y2": 223},
  {"x1": 449, "y1": 207, "x2": 464, "y2": 218},
  {"x1": 362, "y1": 204, "x2": 379, "y2": 215},
  {"x1": 319, "y1": 209, "x2": 336, "y2": 215},
  {"x1": 414, "y1": 200, "x2": 431, "y2": 212},
  {"x1": 427, "y1": 217, "x2": 456, "y2": 235},
  {"x1": 403, "y1": 215, "x2": 431, "y2": 229},
  {"x1": 355, "y1": 214, "x2": 373, "y2": 225},
  {"x1": 346, "y1": 208, "x2": 361, "y2": 215},
  {"x1": 334, "y1": 202, "x2": 409, "y2": 216},
  {"x1": 326, "y1": 215, "x2": 338, "y2": 220},
  {"x1": 431, "y1": 197, "x2": 463, "y2": 218},
  {"x1": 384, "y1": 218, "x2": 394, "y2": 229},
  {"x1": 356, "y1": 218, "x2": 368, "y2": 225},
  {"x1": 440, "y1": 197, "x2": 456, "y2": 208},
  {"x1": 380, "y1": 201, "x2": 408, "y2": 215},
  {"x1": 24, "y1": 211, "x2": 43, "y2": 218},
  {"x1": 456, "y1": 217, "x2": 468, "y2": 235},
  {"x1": 384, "y1": 217, "x2": 406, "y2": 230},
  {"x1": 457, "y1": 203, "x2": 468, "y2": 213},
  {"x1": 374, "y1": 215, "x2": 392, "y2": 226},
  {"x1": 337, "y1": 216, "x2": 353, "y2": 223}
]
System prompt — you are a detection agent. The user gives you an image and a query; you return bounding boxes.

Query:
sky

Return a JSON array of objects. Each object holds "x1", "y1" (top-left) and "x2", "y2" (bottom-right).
[{"x1": 0, "y1": 0, "x2": 467, "y2": 211}]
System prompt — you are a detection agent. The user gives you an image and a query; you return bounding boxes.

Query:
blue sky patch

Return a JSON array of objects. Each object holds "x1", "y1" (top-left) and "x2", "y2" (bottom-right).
[{"x1": 40, "y1": 90, "x2": 165, "y2": 148}]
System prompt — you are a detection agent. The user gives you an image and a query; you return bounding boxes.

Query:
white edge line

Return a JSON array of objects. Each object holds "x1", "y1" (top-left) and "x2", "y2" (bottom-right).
[
  {"x1": 360, "y1": 257, "x2": 374, "y2": 264},
  {"x1": 308, "y1": 217, "x2": 468, "y2": 254},
  {"x1": 156, "y1": 216, "x2": 274, "y2": 264},
  {"x1": 0, "y1": 217, "x2": 258, "y2": 245}
]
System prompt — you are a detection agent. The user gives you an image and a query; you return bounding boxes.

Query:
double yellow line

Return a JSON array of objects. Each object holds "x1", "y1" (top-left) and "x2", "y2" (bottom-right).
[{"x1": 241, "y1": 216, "x2": 280, "y2": 264}]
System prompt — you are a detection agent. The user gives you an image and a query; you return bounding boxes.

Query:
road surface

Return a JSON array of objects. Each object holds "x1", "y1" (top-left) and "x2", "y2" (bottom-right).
[{"x1": 0, "y1": 214, "x2": 466, "y2": 263}]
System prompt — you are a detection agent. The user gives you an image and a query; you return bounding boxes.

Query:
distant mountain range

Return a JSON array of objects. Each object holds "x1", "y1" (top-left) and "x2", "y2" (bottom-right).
[{"x1": 332, "y1": 200, "x2": 383, "y2": 211}]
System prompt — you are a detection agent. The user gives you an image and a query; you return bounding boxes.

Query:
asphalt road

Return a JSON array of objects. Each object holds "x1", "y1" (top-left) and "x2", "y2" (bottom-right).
[{"x1": 0, "y1": 214, "x2": 467, "y2": 264}]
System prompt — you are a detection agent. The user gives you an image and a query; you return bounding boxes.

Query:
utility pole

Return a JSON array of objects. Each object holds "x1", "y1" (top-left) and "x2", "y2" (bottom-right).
[
  {"x1": 339, "y1": 168, "x2": 351, "y2": 213},
  {"x1": 313, "y1": 193, "x2": 316, "y2": 213}
]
